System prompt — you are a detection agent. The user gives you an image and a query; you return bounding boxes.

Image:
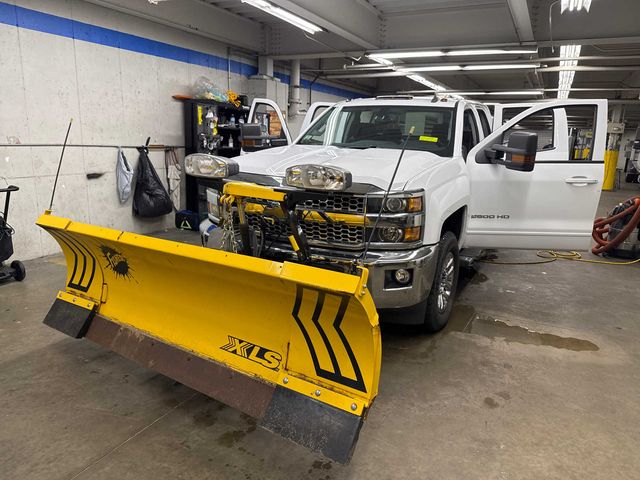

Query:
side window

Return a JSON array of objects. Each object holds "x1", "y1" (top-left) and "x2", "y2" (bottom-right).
[
  {"x1": 298, "y1": 109, "x2": 332, "y2": 145},
  {"x1": 310, "y1": 106, "x2": 328, "y2": 122},
  {"x1": 477, "y1": 109, "x2": 491, "y2": 137},
  {"x1": 565, "y1": 106, "x2": 597, "y2": 161},
  {"x1": 462, "y1": 109, "x2": 480, "y2": 160},
  {"x1": 500, "y1": 105, "x2": 597, "y2": 161},
  {"x1": 251, "y1": 104, "x2": 286, "y2": 140},
  {"x1": 503, "y1": 108, "x2": 554, "y2": 152},
  {"x1": 502, "y1": 107, "x2": 528, "y2": 124}
]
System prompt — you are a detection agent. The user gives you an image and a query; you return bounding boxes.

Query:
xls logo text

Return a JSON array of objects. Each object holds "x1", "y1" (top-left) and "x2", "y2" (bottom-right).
[{"x1": 220, "y1": 336, "x2": 282, "y2": 370}]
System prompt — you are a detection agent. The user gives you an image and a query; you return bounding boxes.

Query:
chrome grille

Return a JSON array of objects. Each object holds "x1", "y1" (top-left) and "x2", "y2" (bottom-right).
[
  {"x1": 245, "y1": 193, "x2": 366, "y2": 248},
  {"x1": 299, "y1": 194, "x2": 365, "y2": 214},
  {"x1": 300, "y1": 220, "x2": 363, "y2": 246}
]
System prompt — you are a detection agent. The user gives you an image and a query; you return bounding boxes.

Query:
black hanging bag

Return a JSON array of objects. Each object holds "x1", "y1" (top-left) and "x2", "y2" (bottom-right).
[{"x1": 132, "y1": 140, "x2": 173, "y2": 217}]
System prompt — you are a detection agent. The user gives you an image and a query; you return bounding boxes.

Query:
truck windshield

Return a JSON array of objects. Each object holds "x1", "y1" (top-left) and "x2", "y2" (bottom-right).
[{"x1": 298, "y1": 105, "x2": 455, "y2": 157}]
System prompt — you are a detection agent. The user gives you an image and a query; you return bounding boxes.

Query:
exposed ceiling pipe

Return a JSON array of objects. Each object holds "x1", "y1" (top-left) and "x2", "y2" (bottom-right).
[
  {"x1": 327, "y1": 72, "x2": 419, "y2": 79},
  {"x1": 300, "y1": 55, "x2": 640, "y2": 76},
  {"x1": 271, "y1": 37, "x2": 640, "y2": 60},
  {"x1": 289, "y1": 59, "x2": 301, "y2": 118},
  {"x1": 538, "y1": 36, "x2": 640, "y2": 48},
  {"x1": 327, "y1": 67, "x2": 542, "y2": 79},
  {"x1": 371, "y1": 55, "x2": 640, "y2": 67},
  {"x1": 397, "y1": 87, "x2": 640, "y2": 94},
  {"x1": 539, "y1": 66, "x2": 640, "y2": 72}
]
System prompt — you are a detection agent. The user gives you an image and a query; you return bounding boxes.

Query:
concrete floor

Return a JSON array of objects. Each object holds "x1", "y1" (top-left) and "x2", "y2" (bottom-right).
[{"x1": 1, "y1": 185, "x2": 639, "y2": 480}]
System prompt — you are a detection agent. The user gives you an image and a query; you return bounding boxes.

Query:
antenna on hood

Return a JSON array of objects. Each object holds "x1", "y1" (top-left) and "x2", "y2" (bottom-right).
[
  {"x1": 360, "y1": 125, "x2": 415, "y2": 263},
  {"x1": 48, "y1": 118, "x2": 73, "y2": 212}
]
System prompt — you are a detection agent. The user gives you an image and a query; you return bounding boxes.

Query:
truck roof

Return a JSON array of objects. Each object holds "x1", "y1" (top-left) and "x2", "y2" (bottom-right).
[{"x1": 336, "y1": 96, "x2": 459, "y2": 108}]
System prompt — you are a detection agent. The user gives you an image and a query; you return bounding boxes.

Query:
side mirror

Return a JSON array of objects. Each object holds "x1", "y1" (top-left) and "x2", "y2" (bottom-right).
[
  {"x1": 488, "y1": 131, "x2": 538, "y2": 172},
  {"x1": 240, "y1": 123, "x2": 284, "y2": 152}
]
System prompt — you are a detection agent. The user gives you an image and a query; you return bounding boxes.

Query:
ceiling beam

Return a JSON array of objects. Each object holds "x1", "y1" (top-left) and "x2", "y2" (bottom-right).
[
  {"x1": 83, "y1": 0, "x2": 262, "y2": 51},
  {"x1": 378, "y1": 1, "x2": 504, "y2": 17},
  {"x1": 506, "y1": 0, "x2": 534, "y2": 42},
  {"x1": 267, "y1": 0, "x2": 380, "y2": 49}
]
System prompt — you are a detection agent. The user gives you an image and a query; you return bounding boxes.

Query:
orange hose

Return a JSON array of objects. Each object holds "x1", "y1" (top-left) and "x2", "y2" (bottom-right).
[{"x1": 591, "y1": 196, "x2": 640, "y2": 255}]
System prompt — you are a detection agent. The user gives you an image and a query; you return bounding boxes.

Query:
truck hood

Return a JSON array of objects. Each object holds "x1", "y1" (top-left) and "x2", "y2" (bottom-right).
[{"x1": 237, "y1": 145, "x2": 448, "y2": 190}]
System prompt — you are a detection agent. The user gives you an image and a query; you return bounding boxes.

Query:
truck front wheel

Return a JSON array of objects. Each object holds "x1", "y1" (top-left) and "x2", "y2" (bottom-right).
[{"x1": 423, "y1": 231, "x2": 459, "y2": 332}]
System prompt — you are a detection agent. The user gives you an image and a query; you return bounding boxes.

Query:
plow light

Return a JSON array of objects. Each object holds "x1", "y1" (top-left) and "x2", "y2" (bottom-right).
[
  {"x1": 185, "y1": 153, "x2": 239, "y2": 178},
  {"x1": 285, "y1": 164, "x2": 352, "y2": 191}
]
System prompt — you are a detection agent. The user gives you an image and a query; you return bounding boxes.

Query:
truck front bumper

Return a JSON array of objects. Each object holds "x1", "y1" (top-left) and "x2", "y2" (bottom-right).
[
  {"x1": 265, "y1": 243, "x2": 439, "y2": 310},
  {"x1": 364, "y1": 245, "x2": 438, "y2": 309}
]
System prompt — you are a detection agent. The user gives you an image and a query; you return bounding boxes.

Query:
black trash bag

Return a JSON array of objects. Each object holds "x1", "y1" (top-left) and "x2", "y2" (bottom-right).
[{"x1": 132, "y1": 145, "x2": 173, "y2": 217}]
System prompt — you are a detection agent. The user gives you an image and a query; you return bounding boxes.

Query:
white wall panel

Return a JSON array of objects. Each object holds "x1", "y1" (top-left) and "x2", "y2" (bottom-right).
[
  {"x1": 74, "y1": 41, "x2": 125, "y2": 145},
  {"x1": 0, "y1": 25, "x2": 30, "y2": 148}
]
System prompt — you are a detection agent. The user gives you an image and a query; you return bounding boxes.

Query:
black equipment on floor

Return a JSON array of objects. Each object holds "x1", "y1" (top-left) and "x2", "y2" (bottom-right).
[{"x1": 0, "y1": 185, "x2": 26, "y2": 283}]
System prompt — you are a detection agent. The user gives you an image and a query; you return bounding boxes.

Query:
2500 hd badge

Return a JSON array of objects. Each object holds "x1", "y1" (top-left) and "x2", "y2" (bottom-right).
[{"x1": 470, "y1": 214, "x2": 511, "y2": 219}]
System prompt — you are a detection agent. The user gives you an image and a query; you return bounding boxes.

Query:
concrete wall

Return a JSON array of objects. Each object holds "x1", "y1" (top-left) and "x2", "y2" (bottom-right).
[{"x1": 0, "y1": 0, "x2": 353, "y2": 261}]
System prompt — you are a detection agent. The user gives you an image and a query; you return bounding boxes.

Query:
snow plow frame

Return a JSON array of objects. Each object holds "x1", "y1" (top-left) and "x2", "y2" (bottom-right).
[{"x1": 37, "y1": 181, "x2": 381, "y2": 463}]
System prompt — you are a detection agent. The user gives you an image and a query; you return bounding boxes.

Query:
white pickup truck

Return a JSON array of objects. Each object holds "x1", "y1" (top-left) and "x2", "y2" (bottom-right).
[{"x1": 191, "y1": 96, "x2": 607, "y2": 331}]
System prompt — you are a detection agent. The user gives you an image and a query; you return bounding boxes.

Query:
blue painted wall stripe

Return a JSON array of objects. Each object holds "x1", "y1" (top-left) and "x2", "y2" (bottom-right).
[{"x1": 0, "y1": 2, "x2": 363, "y2": 99}]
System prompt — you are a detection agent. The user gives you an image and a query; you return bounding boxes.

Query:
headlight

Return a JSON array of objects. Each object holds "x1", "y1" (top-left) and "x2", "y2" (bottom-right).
[
  {"x1": 285, "y1": 164, "x2": 352, "y2": 191},
  {"x1": 378, "y1": 226, "x2": 403, "y2": 242},
  {"x1": 185, "y1": 154, "x2": 239, "y2": 178},
  {"x1": 383, "y1": 195, "x2": 423, "y2": 213},
  {"x1": 376, "y1": 226, "x2": 422, "y2": 243}
]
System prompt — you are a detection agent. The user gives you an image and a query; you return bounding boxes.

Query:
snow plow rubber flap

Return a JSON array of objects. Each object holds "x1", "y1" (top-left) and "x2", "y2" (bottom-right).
[{"x1": 37, "y1": 212, "x2": 381, "y2": 463}]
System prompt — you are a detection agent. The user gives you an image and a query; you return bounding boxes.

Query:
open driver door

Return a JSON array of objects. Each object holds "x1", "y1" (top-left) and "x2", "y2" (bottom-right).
[
  {"x1": 465, "y1": 99, "x2": 607, "y2": 251},
  {"x1": 241, "y1": 98, "x2": 292, "y2": 152}
]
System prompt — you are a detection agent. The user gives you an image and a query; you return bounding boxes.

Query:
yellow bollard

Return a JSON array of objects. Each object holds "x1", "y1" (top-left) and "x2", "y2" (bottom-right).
[{"x1": 603, "y1": 150, "x2": 619, "y2": 191}]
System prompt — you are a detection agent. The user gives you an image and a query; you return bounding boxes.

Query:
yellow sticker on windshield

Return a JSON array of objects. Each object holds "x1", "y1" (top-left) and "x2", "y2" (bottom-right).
[{"x1": 419, "y1": 135, "x2": 438, "y2": 143}]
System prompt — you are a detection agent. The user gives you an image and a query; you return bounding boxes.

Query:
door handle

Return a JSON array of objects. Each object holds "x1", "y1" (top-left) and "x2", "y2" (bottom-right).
[{"x1": 565, "y1": 177, "x2": 598, "y2": 185}]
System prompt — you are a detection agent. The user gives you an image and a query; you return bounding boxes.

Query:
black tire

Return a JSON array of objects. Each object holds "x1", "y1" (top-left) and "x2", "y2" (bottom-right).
[
  {"x1": 11, "y1": 260, "x2": 26, "y2": 282},
  {"x1": 423, "y1": 231, "x2": 459, "y2": 332}
]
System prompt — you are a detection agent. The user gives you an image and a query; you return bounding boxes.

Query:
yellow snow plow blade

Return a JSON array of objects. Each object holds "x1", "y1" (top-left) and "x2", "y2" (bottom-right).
[{"x1": 37, "y1": 212, "x2": 381, "y2": 463}]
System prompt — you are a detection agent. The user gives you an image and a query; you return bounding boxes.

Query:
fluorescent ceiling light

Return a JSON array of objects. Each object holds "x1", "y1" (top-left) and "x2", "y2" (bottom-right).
[
  {"x1": 557, "y1": 44, "x2": 581, "y2": 98},
  {"x1": 368, "y1": 51, "x2": 444, "y2": 60},
  {"x1": 405, "y1": 75, "x2": 464, "y2": 99},
  {"x1": 404, "y1": 90, "x2": 544, "y2": 96},
  {"x1": 241, "y1": 0, "x2": 322, "y2": 34},
  {"x1": 406, "y1": 74, "x2": 446, "y2": 91},
  {"x1": 485, "y1": 91, "x2": 544, "y2": 95},
  {"x1": 463, "y1": 63, "x2": 540, "y2": 70},
  {"x1": 399, "y1": 65, "x2": 463, "y2": 72},
  {"x1": 561, "y1": 0, "x2": 592, "y2": 13},
  {"x1": 367, "y1": 47, "x2": 538, "y2": 60},
  {"x1": 447, "y1": 48, "x2": 538, "y2": 56},
  {"x1": 369, "y1": 56, "x2": 394, "y2": 66},
  {"x1": 401, "y1": 63, "x2": 540, "y2": 72}
]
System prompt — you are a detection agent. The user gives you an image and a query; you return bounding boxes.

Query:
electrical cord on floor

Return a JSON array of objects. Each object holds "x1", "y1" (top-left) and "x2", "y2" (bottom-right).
[{"x1": 478, "y1": 250, "x2": 640, "y2": 266}]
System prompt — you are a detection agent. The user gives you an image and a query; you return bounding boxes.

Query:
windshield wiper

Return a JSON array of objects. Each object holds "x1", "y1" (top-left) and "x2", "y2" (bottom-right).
[{"x1": 332, "y1": 143, "x2": 378, "y2": 149}]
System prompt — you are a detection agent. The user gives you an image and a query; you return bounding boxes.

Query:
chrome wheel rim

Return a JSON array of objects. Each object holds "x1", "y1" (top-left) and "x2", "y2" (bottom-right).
[{"x1": 437, "y1": 252, "x2": 455, "y2": 313}]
